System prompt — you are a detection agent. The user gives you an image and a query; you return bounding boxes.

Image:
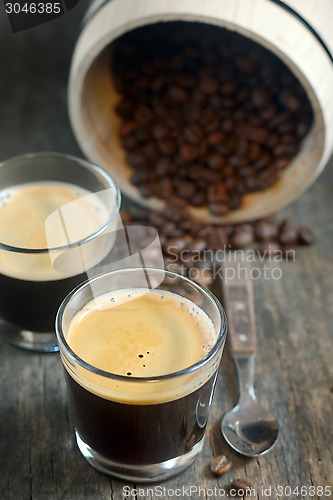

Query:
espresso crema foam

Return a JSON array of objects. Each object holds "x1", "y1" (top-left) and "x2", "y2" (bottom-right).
[
  {"x1": 65, "y1": 289, "x2": 220, "y2": 404},
  {"x1": 0, "y1": 182, "x2": 109, "y2": 280}
]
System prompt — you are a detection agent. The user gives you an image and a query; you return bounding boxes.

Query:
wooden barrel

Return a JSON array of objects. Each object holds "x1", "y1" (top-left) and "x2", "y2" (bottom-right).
[{"x1": 68, "y1": 0, "x2": 333, "y2": 223}]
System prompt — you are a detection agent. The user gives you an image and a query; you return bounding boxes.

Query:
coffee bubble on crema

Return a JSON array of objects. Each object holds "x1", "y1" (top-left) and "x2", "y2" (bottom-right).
[
  {"x1": 65, "y1": 289, "x2": 221, "y2": 405},
  {"x1": 0, "y1": 182, "x2": 112, "y2": 280}
]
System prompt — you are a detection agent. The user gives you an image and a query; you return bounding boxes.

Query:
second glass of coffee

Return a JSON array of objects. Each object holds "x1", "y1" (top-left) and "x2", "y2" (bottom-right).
[{"x1": 0, "y1": 152, "x2": 120, "y2": 352}]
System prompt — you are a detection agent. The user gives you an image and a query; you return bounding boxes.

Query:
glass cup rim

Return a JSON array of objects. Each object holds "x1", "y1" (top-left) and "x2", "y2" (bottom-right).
[
  {"x1": 56, "y1": 267, "x2": 227, "y2": 383},
  {"x1": 0, "y1": 151, "x2": 121, "y2": 254}
]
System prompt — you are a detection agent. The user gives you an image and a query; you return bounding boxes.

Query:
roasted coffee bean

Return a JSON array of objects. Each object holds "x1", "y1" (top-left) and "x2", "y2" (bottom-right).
[
  {"x1": 209, "y1": 226, "x2": 229, "y2": 250},
  {"x1": 255, "y1": 219, "x2": 279, "y2": 240},
  {"x1": 122, "y1": 135, "x2": 137, "y2": 151},
  {"x1": 120, "y1": 207, "x2": 314, "y2": 282},
  {"x1": 134, "y1": 105, "x2": 154, "y2": 125},
  {"x1": 168, "y1": 85, "x2": 189, "y2": 103},
  {"x1": 231, "y1": 224, "x2": 255, "y2": 249},
  {"x1": 148, "y1": 212, "x2": 165, "y2": 227},
  {"x1": 230, "y1": 479, "x2": 254, "y2": 497},
  {"x1": 210, "y1": 455, "x2": 232, "y2": 477},
  {"x1": 275, "y1": 157, "x2": 291, "y2": 170},
  {"x1": 152, "y1": 123, "x2": 169, "y2": 140},
  {"x1": 208, "y1": 131, "x2": 225, "y2": 145},
  {"x1": 251, "y1": 86, "x2": 270, "y2": 108},
  {"x1": 155, "y1": 158, "x2": 172, "y2": 177},
  {"x1": 184, "y1": 124, "x2": 203, "y2": 144},
  {"x1": 180, "y1": 143, "x2": 200, "y2": 162},
  {"x1": 209, "y1": 202, "x2": 230, "y2": 216},
  {"x1": 120, "y1": 121, "x2": 137, "y2": 137},
  {"x1": 208, "y1": 184, "x2": 227, "y2": 203},
  {"x1": 199, "y1": 76, "x2": 219, "y2": 94},
  {"x1": 298, "y1": 226, "x2": 315, "y2": 245},
  {"x1": 127, "y1": 153, "x2": 146, "y2": 168},
  {"x1": 279, "y1": 221, "x2": 298, "y2": 245},
  {"x1": 131, "y1": 170, "x2": 152, "y2": 185},
  {"x1": 228, "y1": 155, "x2": 248, "y2": 168},
  {"x1": 176, "y1": 180, "x2": 196, "y2": 199},
  {"x1": 190, "y1": 237, "x2": 207, "y2": 253},
  {"x1": 158, "y1": 139, "x2": 176, "y2": 155},
  {"x1": 156, "y1": 178, "x2": 173, "y2": 198},
  {"x1": 138, "y1": 184, "x2": 154, "y2": 198},
  {"x1": 168, "y1": 235, "x2": 193, "y2": 254},
  {"x1": 207, "y1": 154, "x2": 225, "y2": 170},
  {"x1": 227, "y1": 192, "x2": 242, "y2": 210}
]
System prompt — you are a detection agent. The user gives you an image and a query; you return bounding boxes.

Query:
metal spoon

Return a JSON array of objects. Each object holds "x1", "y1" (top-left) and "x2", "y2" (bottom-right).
[{"x1": 220, "y1": 256, "x2": 279, "y2": 457}]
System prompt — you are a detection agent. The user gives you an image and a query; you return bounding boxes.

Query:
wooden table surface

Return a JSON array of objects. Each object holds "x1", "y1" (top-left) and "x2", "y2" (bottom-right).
[{"x1": 0, "y1": 4, "x2": 332, "y2": 499}]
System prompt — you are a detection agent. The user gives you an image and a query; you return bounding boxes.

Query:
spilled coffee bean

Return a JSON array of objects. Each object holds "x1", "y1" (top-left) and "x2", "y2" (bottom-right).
[
  {"x1": 121, "y1": 206, "x2": 315, "y2": 283},
  {"x1": 210, "y1": 455, "x2": 232, "y2": 477},
  {"x1": 230, "y1": 478, "x2": 254, "y2": 497}
]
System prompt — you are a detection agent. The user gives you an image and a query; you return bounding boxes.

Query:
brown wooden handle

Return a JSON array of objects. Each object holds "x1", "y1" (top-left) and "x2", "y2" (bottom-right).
[{"x1": 221, "y1": 254, "x2": 257, "y2": 355}]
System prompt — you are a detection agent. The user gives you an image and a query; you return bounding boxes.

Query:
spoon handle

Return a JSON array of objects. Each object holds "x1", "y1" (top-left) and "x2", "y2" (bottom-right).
[{"x1": 221, "y1": 253, "x2": 256, "y2": 355}]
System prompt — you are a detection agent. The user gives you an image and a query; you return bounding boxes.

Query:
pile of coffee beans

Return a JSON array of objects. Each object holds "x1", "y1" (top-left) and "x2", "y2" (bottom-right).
[
  {"x1": 121, "y1": 204, "x2": 314, "y2": 286},
  {"x1": 112, "y1": 22, "x2": 313, "y2": 216}
]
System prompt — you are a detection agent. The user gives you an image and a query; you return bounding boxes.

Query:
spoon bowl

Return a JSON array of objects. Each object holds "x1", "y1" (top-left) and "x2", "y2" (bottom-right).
[{"x1": 221, "y1": 390, "x2": 279, "y2": 457}]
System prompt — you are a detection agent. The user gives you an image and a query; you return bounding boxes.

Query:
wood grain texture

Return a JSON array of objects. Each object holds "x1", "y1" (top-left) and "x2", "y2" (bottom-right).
[{"x1": 0, "y1": 5, "x2": 333, "y2": 500}]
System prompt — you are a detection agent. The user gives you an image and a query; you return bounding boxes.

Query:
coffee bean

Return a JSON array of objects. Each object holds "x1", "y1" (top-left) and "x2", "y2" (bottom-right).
[
  {"x1": 176, "y1": 180, "x2": 196, "y2": 199},
  {"x1": 155, "y1": 157, "x2": 173, "y2": 177},
  {"x1": 127, "y1": 153, "x2": 146, "y2": 168},
  {"x1": 168, "y1": 85, "x2": 189, "y2": 103},
  {"x1": 120, "y1": 121, "x2": 137, "y2": 137},
  {"x1": 156, "y1": 178, "x2": 173, "y2": 198},
  {"x1": 122, "y1": 135, "x2": 137, "y2": 151},
  {"x1": 199, "y1": 76, "x2": 219, "y2": 94},
  {"x1": 190, "y1": 237, "x2": 207, "y2": 253},
  {"x1": 134, "y1": 105, "x2": 154, "y2": 125},
  {"x1": 208, "y1": 131, "x2": 225, "y2": 145},
  {"x1": 227, "y1": 192, "x2": 242, "y2": 210},
  {"x1": 208, "y1": 184, "x2": 227, "y2": 203},
  {"x1": 255, "y1": 219, "x2": 279, "y2": 240},
  {"x1": 209, "y1": 226, "x2": 229, "y2": 250},
  {"x1": 180, "y1": 143, "x2": 200, "y2": 162},
  {"x1": 279, "y1": 221, "x2": 298, "y2": 245},
  {"x1": 207, "y1": 154, "x2": 225, "y2": 170},
  {"x1": 152, "y1": 123, "x2": 169, "y2": 140},
  {"x1": 131, "y1": 170, "x2": 152, "y2": 185},
  {"x1": 231, "y1": 224, "x2": 255, "y2": 249},
  {"x1": 275, "y1": 157, "x2": 291, "y2": 170},
  {"x1": 158, "y1": 139, "x2": 176, "y2": 155},
  {"x1": 138, "y1": 184, "x2": 154, "y2": 198},
  {"x1": 251, "y1": 86, "x2": 270, "y2": 108},
  {"x1": 184, "y1": 124, "x2": 203, "y2": 144},
  {"x1": 230, "y1": 479, "x2": 254, "y2": 497},
  {"x1": 168, "y1": 235, "x2": 192, "y2": 254},
  {"x1": 298, "y1": 226, "x2": 315, "y2": 245},
  {"x1": 209, "y1": 202, "x2": 229, "y2": 216},
  {"x1": 210, "y1": 455, "x2": 232, "y2": 477}
]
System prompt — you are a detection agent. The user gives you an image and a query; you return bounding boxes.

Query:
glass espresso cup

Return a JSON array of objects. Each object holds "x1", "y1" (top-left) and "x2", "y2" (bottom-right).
[
  {"x1": 56, "y1": 268, "x2": 227, "y2": 482},
  {"x1": 0, "y1": 152, "x2": 120, "y2": 352}
]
